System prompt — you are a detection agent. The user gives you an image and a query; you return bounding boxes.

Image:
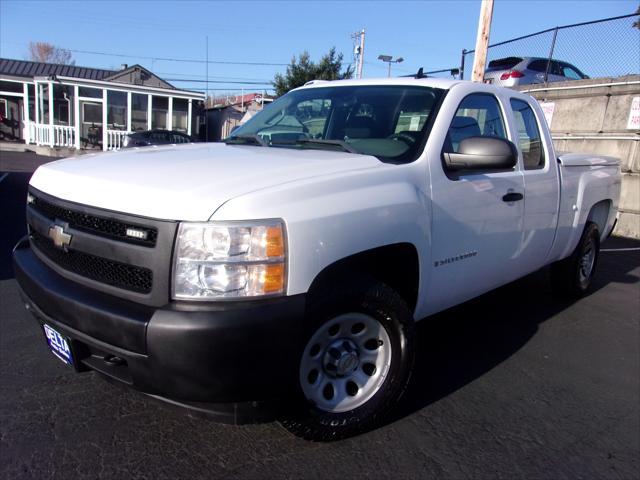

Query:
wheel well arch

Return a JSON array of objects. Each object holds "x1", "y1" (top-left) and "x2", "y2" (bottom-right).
[
  {"x1": 586, "y1": 199, "x2": 612, "y2": 238},
  {"x1": 306, "y1": 243, "x2": 420, "y2": 313}
]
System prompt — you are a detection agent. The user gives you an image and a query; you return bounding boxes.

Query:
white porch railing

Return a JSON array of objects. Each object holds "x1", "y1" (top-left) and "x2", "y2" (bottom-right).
[
  {"x1": 53, "y1": 125, "x2": 75, "y2": 148},
  {"x1": 26, "y1": 122, "x2": 75, "y2": 148},
  {"x1": 25, "y1": 122, "x2": 130, "y2": 151},
  {"x1": 107, "y1": 130, "x2": 130, "y2": 151}
]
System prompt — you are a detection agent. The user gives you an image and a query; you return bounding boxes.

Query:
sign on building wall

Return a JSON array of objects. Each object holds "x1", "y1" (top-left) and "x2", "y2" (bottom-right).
[
  {"x1": 628, "y1": 97, "x2": 640, "y2": 130},
  {"x1": 539, "y1": 102, "x2": 555, "y2": 128}
]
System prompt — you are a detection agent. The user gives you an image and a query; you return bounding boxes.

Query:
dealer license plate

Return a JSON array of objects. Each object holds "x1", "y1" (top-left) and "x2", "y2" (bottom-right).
[{"x1": 43, "y1": 324, "x2": 74, "y2": 366}]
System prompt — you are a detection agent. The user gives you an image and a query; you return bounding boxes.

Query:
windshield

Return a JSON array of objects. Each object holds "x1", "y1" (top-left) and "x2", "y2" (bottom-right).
[{"x1": 227, "y1": 85, "x2": 444, "y2": 162}]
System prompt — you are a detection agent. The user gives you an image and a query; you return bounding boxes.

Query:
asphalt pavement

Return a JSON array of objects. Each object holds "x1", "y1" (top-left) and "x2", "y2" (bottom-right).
[{"x1": 1, "y1": 166, "x2": 638, "y2": 479}]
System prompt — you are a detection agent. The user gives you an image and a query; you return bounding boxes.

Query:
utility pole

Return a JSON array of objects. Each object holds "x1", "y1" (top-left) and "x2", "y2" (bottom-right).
[
  {"x1": 205, "y1": 35, "x2": 209, "y2": 141},
  {"x1": 351, "y1": 29, "x2": 366, "y2": 79},
  {"x1": 471, "y1": 0, "x2": 494, "y2": 82}
]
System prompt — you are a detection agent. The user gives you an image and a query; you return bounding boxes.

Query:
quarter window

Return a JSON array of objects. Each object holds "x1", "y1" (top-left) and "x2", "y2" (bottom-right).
[
  {"x1": 560, "y1": 64, "x2": 582, "y2": 80},
  {"x1": 510, "y1": 98, "x2": 545, "y2": 169},
  {"x1": 445, "y1": 93, "x2": 507, "y2": 153}
]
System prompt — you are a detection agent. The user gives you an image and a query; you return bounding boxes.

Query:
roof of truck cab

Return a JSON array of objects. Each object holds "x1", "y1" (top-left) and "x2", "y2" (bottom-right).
[{"x1": 295, "y1": 77, "x2": 463, "y2": 91}]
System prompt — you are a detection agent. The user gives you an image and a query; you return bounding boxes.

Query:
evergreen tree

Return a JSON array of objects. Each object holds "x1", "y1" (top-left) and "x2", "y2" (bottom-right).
[{"x1": 273, "y1": 48, "x2": 352, "y2": 97}]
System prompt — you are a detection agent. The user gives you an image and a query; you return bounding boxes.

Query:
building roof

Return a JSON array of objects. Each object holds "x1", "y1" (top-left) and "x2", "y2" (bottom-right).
[
  {"x1": 0, "y1": 58, "x2": 116, "y2": 80},
  {"x1": 208, "y1": 92, "x2": 274, "y2": 110}
]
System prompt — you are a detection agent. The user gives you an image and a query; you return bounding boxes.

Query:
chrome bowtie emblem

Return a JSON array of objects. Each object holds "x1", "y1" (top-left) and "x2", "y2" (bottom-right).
[{"x1": 48, "y1": 224, "x2": 72, "y2": 249}]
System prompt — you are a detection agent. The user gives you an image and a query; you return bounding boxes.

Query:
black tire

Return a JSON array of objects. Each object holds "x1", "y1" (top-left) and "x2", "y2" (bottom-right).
[
  {"x1": 280, "y1": 276, "x2": 415, "y2": 441},
  {"x1": 551, "y1": 221, "x2": 600, "y2": 298}
]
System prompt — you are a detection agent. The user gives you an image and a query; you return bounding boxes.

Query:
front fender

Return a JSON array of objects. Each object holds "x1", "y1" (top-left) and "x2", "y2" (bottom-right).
[{"x1": 210, "y1": 165, "x2": 430, "y2": 297}]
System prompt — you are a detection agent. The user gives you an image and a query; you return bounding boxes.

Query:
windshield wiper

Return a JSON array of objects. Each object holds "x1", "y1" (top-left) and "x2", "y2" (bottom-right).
[
  {"x1": 224, "y1": 134, "x2": 268, "y2": 147},
  {"x1": 271, "y1": 138, "x2": 359, "y2": 154}
]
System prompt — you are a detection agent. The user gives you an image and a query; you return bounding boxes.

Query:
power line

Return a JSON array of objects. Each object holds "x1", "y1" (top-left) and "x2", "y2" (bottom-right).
[
  {"x1": 67, "y1": 47, "x2": 289, "y2": 66},
  {"x1": 157, "y1": 72, "x2": 271, "y2": 82},
  {"x1": 167, "y1": 79, "x2": 272, "y2": 85},
  {"x1": 1, "y1": 41, "x2": 289, "y2": 66}
]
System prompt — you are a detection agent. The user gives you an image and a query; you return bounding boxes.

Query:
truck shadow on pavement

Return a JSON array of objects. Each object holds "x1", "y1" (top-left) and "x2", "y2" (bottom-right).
[
  {"x1": 385, "y1": 235, "x2": 640, "y2": 427},
  {"x1": 0, "y1": 172, "x2": 31, "y2": 281}
]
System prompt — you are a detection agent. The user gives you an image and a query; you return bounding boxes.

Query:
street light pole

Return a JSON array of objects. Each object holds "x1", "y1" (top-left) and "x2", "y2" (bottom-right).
[{"x1": 378, "y1": 55, "x2": 404, "y2": 77}]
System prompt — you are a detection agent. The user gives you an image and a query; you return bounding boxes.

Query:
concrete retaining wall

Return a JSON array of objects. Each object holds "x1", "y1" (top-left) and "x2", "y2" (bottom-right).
[{"x1": 517, "y1": 76, "x2": 640, "y2": 238}]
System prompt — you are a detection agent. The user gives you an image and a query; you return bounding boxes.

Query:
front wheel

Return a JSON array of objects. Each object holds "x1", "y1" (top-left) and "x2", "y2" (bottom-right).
[{"x1": 280, "y1": 278, "x2": 415, "y2": 441}]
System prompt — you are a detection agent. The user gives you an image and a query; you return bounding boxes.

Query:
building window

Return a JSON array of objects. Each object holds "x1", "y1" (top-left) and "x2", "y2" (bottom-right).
[
  {"x1": 79, "y1": 87, "x2": 102, "y2": 99},
  {"x1": 28, "y1": 84, "x2": 35, "y2": 121},
  {"x1": 53, "y1": 84, "x2": 72, "y2": 125},
  {"x1": 38, "y1": 83, "x2": 50, "y2": 124},
  {"x1": 131, "y1": 94, "x2": 148, "y2": 131},
  {"x1": 0, "y1": 98, "x2": 7, "y2": 117},
  {"x1": 0, "y1": 80, "x2": 24, "y2": 93},
  {"x1": 172, "y1": 98, "x2": 188, "y2": 132},
  {"x1": 83, "y1": 102, "x2": 102, "y2": 124},
  {"x1": 152, "y1": 96, "x2": 168, "y2": 129},
  {"x1": 107, "y1": 90, "x2": 127, "y2": 130}
]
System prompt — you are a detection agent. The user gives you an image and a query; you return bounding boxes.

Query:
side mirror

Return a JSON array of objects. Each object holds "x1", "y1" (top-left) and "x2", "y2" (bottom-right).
[{"x1": 443, "y1": 137, "x2": 517, "y2": 171}]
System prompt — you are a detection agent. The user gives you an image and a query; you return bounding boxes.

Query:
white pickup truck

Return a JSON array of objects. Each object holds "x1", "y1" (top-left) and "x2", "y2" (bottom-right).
[{"x1": 14, "y1": 78, "x2": 620, "y2": 440}]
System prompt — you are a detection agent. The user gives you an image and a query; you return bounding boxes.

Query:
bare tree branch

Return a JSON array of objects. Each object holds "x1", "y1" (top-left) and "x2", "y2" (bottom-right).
[{"x1": 28, "y1": 42, "x2": 75, "y2": 65}]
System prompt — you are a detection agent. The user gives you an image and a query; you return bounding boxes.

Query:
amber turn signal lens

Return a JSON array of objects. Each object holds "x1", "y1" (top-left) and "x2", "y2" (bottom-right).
[
  {"x1": 266, "y1": 225, "x2": 285, "y2": 258},
  {"x1": 263, "y1": 263, "x2": 285, "y2": 293}
]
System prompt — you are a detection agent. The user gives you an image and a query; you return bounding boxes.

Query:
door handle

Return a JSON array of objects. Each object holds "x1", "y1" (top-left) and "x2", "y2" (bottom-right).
[{"x1": 502, "y1": 192, "x2": 524, "y2": 202}]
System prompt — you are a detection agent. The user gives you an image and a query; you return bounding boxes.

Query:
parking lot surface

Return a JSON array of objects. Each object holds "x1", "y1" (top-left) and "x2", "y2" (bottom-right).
[{"x1": 1, "y1": 167, "x2": 639, "y2": 479}]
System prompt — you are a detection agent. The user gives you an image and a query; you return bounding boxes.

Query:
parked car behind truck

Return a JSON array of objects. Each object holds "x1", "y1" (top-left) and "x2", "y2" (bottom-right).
[
  {"x1": 483, "y1": 56, "x2": 589, "y2": 86},
  {"x1": 14, "y1": 77, "x2": 620, "y2": 440},
  {"x1": 122, "y1": 129, "x2": 197, "y2": 147}
]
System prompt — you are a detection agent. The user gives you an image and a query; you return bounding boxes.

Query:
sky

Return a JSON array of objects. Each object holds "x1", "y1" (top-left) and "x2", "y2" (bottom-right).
[{"x1": 0, "y1": 0, "x2": 637, "y2": 96}]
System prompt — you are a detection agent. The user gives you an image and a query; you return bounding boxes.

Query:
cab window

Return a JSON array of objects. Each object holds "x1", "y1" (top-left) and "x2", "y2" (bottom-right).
[
  {"x1": 444, "y1": 93, "x2": 507, "y2": 153},
  {"x1": 510, "y1": 98, "x2": 545, "y2": 169}
]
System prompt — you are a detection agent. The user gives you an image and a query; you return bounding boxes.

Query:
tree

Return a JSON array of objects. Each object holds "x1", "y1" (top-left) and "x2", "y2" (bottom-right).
[
  {"x1": 28, "y1": 42, "x2": 74, "y2": 65},
  {"x1": 273, "y1": 47, "x2": 352, "y2": 96},
  {"x1": 634, "y1": 5, "x2": 639, "y2": 29}
]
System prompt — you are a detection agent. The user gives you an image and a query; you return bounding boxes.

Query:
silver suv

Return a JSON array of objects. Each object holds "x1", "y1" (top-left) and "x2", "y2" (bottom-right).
[{"x1": 483, "y1": 56, "x2": 589, "y2": 87}]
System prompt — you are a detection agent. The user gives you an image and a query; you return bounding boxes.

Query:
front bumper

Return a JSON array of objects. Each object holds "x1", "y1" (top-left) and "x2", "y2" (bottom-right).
[{"x1": 13, "y1": 237, "x2": 307, "y2": 421}]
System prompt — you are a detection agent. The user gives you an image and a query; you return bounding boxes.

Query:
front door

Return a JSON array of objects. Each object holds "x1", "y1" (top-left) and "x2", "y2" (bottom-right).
[{"x1": 425, "y1": 92, "x2": 525, "y2": 315}]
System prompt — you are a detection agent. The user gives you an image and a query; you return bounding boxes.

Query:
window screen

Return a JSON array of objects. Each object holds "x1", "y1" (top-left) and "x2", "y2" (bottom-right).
[{"x1": 510, "y1": 98, "x2": 545, "y2": 169}]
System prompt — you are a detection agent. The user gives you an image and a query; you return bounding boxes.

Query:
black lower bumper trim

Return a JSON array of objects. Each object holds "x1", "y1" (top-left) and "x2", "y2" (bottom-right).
[{"x1": 13, "y1": 237, "x2": 308, "y2": 410}]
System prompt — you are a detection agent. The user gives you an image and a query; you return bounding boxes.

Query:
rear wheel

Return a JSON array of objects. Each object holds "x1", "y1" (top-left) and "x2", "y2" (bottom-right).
[
  {"x1": 551, "y1": 222, "x2": 600, "y2": 297},
  {"x1": 280, "y1": 278, "x2": 415, "y2": 441}
]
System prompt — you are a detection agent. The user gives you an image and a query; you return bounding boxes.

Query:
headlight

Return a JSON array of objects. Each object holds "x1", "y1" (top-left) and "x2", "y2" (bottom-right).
[{"x1": 172, "y1": 220, "x2": 286, "y2": 300}]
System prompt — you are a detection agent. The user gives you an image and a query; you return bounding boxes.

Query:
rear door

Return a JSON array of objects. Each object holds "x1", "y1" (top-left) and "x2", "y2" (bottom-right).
[
  {"x1": 547, "y1": 61, "x2": 567, "y2": 83},
  {"x1": 507, "y1": 97, "x2": 559, "y2": 272},
  {"x1": 426, "y1": 91, "x2": 526, "y2": 314}
]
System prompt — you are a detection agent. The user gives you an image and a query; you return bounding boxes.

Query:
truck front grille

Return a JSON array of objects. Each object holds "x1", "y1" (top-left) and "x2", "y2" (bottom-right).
[
  {"x1": 30, "y1": 194, "x2": 157, "y2": 247},
  {"x1": 30, "y1": 230, "x2": 153, "y2": 294}
]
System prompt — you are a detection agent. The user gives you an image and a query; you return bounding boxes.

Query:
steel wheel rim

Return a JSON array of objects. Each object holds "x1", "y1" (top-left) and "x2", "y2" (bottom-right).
[
  {"x1": 299, "y1": 312, "x2": 393, "y2": 413},
  {"x1": 579, "y1": 239, "x2": 596, "y2": 283}
]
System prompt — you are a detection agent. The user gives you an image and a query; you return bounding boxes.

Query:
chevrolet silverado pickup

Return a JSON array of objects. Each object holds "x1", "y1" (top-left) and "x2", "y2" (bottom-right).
[{"x1": 13, "y1": 78, "x2": 621, "y2": 440}]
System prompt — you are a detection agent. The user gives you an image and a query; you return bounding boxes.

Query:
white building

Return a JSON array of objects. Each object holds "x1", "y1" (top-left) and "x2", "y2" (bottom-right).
[{"x1": 0, "y1": 58, "x2": 205, "y2": 152}]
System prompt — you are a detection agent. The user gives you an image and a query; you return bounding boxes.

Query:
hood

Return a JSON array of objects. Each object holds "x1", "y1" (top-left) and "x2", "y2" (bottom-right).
[{"x1": 29, "y1": 143, "x2": 383, "y2": 221}]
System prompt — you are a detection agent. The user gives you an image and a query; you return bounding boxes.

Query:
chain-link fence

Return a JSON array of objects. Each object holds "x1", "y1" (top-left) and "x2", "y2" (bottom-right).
[{"x1": 459, "y1": 13, "x2": 639, "y2": 81}]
